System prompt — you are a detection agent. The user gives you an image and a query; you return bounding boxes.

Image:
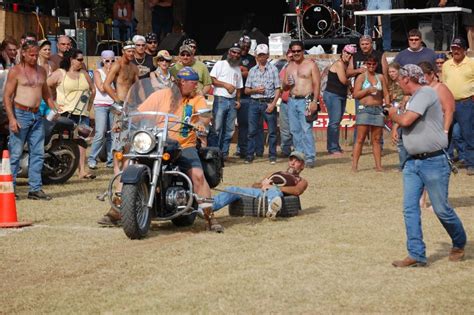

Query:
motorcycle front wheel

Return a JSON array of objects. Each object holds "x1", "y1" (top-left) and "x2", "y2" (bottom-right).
[
  {"x1": 121, "y1": 178, "x2": 151, "y2": 239},
  {"x1": 42, "y1": 140, "x2": 80, "y2": 184}
]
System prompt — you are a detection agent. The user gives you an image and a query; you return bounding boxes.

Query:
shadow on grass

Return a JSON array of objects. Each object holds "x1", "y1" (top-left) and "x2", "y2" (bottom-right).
[
  {"x1": 428, "y1": 241, "x2": 473, "y2": 263},
  {"x1": 450, "y1": 196, "x2": 474, "y2": 208}
]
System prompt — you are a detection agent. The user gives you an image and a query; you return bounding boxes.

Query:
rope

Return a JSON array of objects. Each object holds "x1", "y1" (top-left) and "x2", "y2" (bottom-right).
[
  {"x1": 33, "y1": 11, "x2": 45, "y2": 40},
  {"x1": 257, "y1": 190, "x2": 267, "y2": 217}
]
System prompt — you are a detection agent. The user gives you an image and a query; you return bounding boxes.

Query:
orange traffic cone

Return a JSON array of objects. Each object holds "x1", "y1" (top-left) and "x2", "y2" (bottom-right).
[{"x1": 0, "y1": 150, "x2": 32, "y2": 228}]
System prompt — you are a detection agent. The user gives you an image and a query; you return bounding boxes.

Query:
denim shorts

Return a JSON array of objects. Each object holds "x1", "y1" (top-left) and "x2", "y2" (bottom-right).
[
  {"x1": 356, "y1": 105, "x2": 385, "y2": 127},
  {"x1": 178, "y1": 147, "x2": 203, "y2": 172}
]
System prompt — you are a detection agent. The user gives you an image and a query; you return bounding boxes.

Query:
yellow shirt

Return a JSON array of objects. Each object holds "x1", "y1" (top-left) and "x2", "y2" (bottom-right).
[
  {"x1": 56, "y1": 69, "x2": 91, "y2": 114},
  {"x1": 442, "y1": 56, "x2": 474, "y2": 100},
  {"x1": 138, "y1": 88, "x2": 207, "y2": 148}
]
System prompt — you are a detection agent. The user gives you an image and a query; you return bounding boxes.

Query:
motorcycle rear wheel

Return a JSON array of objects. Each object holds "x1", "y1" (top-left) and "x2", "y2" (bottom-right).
[
  {"x1": 121, "y1": 179, "x2": 151, "y2": 239},
  {"x1": 42, "y1": 140, "x2": 80, "y2": 185}
]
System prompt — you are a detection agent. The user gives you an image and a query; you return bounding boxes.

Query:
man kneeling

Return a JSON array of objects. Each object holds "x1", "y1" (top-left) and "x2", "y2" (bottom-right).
[{"x1": 206, "y1": 151, "x2": 308, "y2": 218}]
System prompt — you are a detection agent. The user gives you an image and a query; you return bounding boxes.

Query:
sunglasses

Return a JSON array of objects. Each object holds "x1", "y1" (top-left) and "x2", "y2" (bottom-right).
[
  {"x1": 180, "y1": 53, "x2": 191, "y2": 57},
  {"x1": 135, "y1": 44, "x2": 146, "y2": 47},
  {"x1": 409, "y1": 38, "x2": 421, "y2": 42},
  {"x1": 147, "y1": 41, "x2": 158, "y2": 44},
  {"x1": 291, "y1": 49, "x2": 302, "y2": 53},
  {"x1": 104, "y1": 59, "x2": 115, "y2": 63},
  {"x1": 365, "y1": 62, "x2": 377, "y2": 66},
  {"x1": 157, "y1": 58, "x2": 170, "y2": 62},
  {"x1": 189, "y1": 45, "x2": 197, "y2": 49},
  {"x1": 75, "y1": 58, "x2": 84, "y2": 62}
]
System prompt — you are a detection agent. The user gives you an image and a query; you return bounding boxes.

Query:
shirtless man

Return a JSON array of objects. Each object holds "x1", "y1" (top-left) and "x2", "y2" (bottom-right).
[
  {"x1": 98, "y1": 41, "x2": 139, "y2": 226},
  {"x1": 282, "y1": 41, "x2": 320, "y2": 168},
  {"x1": 3, "y1": 41, "x2": 56, "y2": 200}
]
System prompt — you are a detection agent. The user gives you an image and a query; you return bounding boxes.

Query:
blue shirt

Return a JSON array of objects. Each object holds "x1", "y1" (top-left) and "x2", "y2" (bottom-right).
[
  {"x1": 394, "y1": 47, "x2": 437, "y2": 68},
  {"x1": 245, "y1": 62, "x2": 281, "y2": 99}
]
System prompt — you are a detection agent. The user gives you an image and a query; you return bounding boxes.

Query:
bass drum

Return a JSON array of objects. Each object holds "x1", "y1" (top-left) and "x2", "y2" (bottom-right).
[{"x1": 302, "y1": 4, "x2": 340, "y2": 37}]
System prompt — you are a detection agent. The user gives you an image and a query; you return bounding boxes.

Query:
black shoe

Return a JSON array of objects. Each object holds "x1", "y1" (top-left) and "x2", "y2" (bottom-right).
[
  {"x1": 244, "y1": 158, "x2": 253, "y2": 164},
  {"x1": 28, "y1": 190, "x2": 52, "y2": 201},
  {"x1": 15, "y1": 194, "x2": 19, "y2": 200}
]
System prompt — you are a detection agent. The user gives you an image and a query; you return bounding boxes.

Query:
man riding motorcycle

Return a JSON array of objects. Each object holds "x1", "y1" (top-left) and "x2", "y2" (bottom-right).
[{"x1": 98, "y1": 67, "x2": 224, "y2": 232}]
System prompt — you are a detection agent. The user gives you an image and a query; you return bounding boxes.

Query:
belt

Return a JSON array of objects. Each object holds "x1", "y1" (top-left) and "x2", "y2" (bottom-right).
[
  {"x1": 456, "y1": 95, "x2": 474, "y2": 102},
  {"x1": 15, "y1": 103, "x2": 39, "y2": 113},
  {"x1": 411, "y1": 150, "x2": 444, "y2": 160},
  {"x1": 290, "y1": 95, "x2": 307, "y2": 99},
  {"x1": 254, "y1": 98, "x2": 273, "y2": 103}
]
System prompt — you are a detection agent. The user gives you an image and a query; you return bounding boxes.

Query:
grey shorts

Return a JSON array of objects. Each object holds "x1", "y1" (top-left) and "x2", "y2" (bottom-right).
[
  {"x1": 178, "y1": 147, "x2": 203, "y2": 172},
  {"x1": 356, "y1": 105, "x2": 385, "y2": 127}
]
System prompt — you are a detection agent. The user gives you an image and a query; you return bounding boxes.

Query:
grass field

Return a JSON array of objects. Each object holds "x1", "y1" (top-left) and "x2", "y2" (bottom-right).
[{"x1": 1, "y1": 141, "x2": 473, "y2": 314}]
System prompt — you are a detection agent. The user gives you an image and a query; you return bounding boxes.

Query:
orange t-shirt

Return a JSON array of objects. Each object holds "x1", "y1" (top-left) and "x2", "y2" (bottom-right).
[{"x1": 138, "y1": 88, "x2": 207, "y2": 148}]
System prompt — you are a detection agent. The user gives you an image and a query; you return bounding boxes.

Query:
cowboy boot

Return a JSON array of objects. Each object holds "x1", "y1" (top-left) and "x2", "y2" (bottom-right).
[
  {"x1": 203, "y1": 206, "x2": 224, "y2": 233},
  {"x1": 97, "y1": 196, "x2": 122, "y2": 226}
]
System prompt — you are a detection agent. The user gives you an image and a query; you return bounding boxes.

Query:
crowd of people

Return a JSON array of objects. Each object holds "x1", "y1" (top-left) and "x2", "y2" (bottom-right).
[{"x1": 0, "y1": 24, "x2": 472, "y2": 263}]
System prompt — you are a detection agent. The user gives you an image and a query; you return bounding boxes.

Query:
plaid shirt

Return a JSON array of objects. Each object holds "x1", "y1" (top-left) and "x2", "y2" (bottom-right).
[{"x1": 245, "y1": 62, "x2": 281, "y2": 99}]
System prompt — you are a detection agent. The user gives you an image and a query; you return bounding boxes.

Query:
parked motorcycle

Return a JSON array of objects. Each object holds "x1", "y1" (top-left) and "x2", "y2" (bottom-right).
[
  {"x1": 107, "y1": 79, "x2": 223, "y2": 239},
  {"x1": 17, "y1": 116, "x2": 80, "y2": 185}
]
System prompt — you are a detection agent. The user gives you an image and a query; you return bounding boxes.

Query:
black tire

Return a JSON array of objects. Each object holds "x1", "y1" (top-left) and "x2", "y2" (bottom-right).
[
  {"x1": 121, "y1": 179, "x2": 151, "y2": 239},
  {"x1": 171, "y1": 213, "x2": 197, "y2": 227},
  {"x1": 42, "y1": 140, "x2": 80, "y2": 185},
  {"x1": 98, "y1": 144, "x2": 107, "y2": 162},
  {"x1": 229, "y1": 195, "x2": 301, "y2": 217}
]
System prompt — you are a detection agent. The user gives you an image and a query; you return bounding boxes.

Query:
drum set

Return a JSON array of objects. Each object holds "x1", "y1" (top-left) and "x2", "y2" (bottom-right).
[{"x1": 290, "y1": 0, "x2": 364, "y2": 39}]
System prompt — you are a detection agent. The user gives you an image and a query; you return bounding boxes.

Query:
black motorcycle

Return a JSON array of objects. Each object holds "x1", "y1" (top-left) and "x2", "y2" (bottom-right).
[
  {"x1": 18, "y1": 116, "x2": 79, "y2": 184},
  {"x1": 106, "y1": 79, "x2": 223, "y2": 239}
]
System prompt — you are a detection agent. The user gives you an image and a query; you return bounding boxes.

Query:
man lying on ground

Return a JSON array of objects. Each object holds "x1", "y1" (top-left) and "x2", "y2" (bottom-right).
[{"x1": 203, "y1": 151, "x2": 308, "y2": 218}]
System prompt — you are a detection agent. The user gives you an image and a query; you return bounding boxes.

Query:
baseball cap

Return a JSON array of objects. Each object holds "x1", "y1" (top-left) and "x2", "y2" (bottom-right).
[
  {"x1": 183, "y1": 38, "x2": 197, "y2": 47},
  {"x1": 343, "y1": 44, "x2": 357, "y2": 54},
  {"x1": 177, "y1": 66, "x2": 199, "y2": 81},
  {"x1": 229, "y1": 42, "x2": 241, "y2": 52},
  {"x1": 239, "y1": 35, "x2": 251, "y2": 46},
  {"x1": 399, "y1": 64, "x2": 427, "y2": 85},
  {"x1": 132, "y1": 35, "x2": 146, "y2": 44},
  {"x1": 156, "y1": 50, "x2": 172, "y2": 61},
  {"x1": 289, "y1": 151, "x2": 306, "y2": 162},
  {"x1": 145, "y1": 32, "x2": 158, "y2": 43},
  {"x1": 450, "y1": 36, "x2": 467, "y2": 49},
  {"x1": 255, "y1": 44, "x2": 269, "y2": 55},
  {"x1": 179, "y1": 45, "x2": 193, "y2": 55}
]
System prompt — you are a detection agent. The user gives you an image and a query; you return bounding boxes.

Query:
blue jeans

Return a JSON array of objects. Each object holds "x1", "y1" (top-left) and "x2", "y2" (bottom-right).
[
  {"x1": 402, "y1": 155, "x2": 466, "y2": 262},
  {"x1": 364, "y1": 0, "x2": 392, "y2": 51},
  {"x1": 453, "y1": 98, "x2": 474, "y2": 169},
  {"x1": 212, "y1": 186, "x2": 283, "y2": 212},
  {"x1": 112, "y1": 19, "x2": 133, "y2": 41},
  {"x1": 248, "y1": 100, "x2": 278, "y2": 159},
  {"x1": 323, "y1": 91, "x2": 346, "y2": 153},
  {"x1": 279, "y1": 101, "x2": 293, "y2": 156},
  {"x1": 448, "y1": 122, "x2": 465, "y2": 161},
  {"x1": 397, "y1": 130, "x2": 409, "y2": 171},
  {"x1": 287, "y1": 97, "x2": 316, "y2": 162},
  {"x1": 88, "y1": 106, "x2": 113, "y2": 167},
  {"x1": 9, "y1": 109, "x2": 45, "y2": 192},
  {"x1": 213, "y1": 96, "x2": 237, "y2": 158},
  {"x1": 236, "y1": 98, "x2": 250, "y2": 156}
]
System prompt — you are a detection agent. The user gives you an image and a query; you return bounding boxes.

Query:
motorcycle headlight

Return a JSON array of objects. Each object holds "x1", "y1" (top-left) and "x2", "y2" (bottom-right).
[{"x1": 132, "y1": 131, "x2": 156, "y2": 154}]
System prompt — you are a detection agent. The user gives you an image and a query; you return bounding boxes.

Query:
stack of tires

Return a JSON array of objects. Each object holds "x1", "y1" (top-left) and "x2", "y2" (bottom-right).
[{"x1": 229, "y1": 195, "x2": 301, "y2": 217}]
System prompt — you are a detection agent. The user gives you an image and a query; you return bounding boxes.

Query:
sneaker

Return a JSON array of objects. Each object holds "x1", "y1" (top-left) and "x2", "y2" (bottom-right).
[
  {"x1": 266, "y1": 196, "x2": 282, "y2": 219},
  {"x1": 105, "y1": 163, "x2": 114, "y2": 169},
  {"x1": 269, "y1": 158, "x2": 276, "y2": 165},
  {"x1": 88, "y1": 163, "x2": 97, "y2": 170},
  {"x1": 28, "y1": 190, "x2": 52, "y2": 200}
]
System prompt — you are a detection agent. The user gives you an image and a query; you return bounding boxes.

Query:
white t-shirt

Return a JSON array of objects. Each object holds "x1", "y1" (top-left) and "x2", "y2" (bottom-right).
[{"x1": 210, "y1": 60, "x2": 243, "y2": 98}]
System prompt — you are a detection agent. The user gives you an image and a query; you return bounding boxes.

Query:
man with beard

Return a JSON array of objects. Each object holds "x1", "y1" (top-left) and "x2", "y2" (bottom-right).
[
  {"x1": 50, "y1": 35, "x2": 72, "y2": 71},
  {"x1": 131, "y1": 35, "x2": 156, "y2": 79},
  {"x1": 137, "y1": 67, "x2": 222, "y2": 232},
  {"x1": 3, "y1": 41, "x2": 57, "y2": 200},
  {"x1": 170, "y1": 44, "x2": 212, "y2": 96},
  {"x1": 145, "y1": 32, "x2": 159, "y2": 57},
  {"x1": 210, "y1": 43, "x2": 243, "y2": 160},
  {"x1": 97, "y1": 41, "x2": 139, "y2": 226},
  {"x1": 442, "y1": 37, "x2": 474, "y2": 176},
  {"x1": 209, "y1": 151, "x2": 308, "y2": 219},
  {"x1": 282, "y1": 41, "x2": 320, "y2": 168}
]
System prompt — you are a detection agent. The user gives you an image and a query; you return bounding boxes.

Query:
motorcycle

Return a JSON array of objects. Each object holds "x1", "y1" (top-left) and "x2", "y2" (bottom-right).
[
  {"x1": 107, "y1": 79, "x2": 224, "y2": 239},
  {"x1": 17, "y1": 116, "x2": 80, "y2": 184}
]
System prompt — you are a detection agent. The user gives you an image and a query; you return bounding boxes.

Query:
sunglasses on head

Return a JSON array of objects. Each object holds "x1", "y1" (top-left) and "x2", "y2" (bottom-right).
[{"x1": 104, "y1": 59, "x2": 115, "y2": 63}]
